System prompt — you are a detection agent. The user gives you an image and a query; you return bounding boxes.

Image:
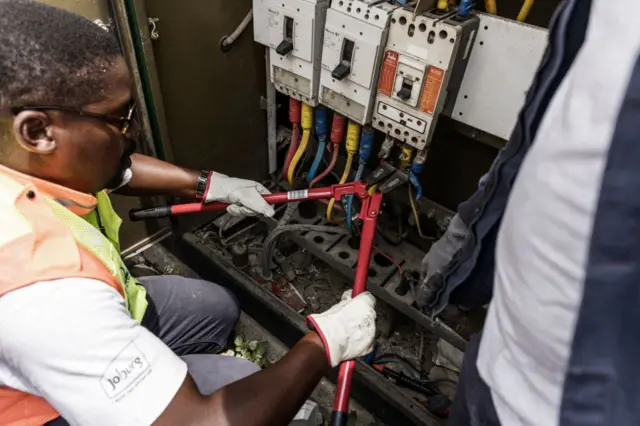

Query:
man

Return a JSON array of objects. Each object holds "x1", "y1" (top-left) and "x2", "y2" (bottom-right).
[
  {"x1": 419, "y1": 0, "x2": 640, "y2": 425},
  {"x1": 0, "y1": 2, "x2": 376, "y2": 425}
]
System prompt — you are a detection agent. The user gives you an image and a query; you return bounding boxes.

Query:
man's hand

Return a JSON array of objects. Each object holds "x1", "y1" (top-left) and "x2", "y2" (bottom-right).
[
  {"x1": 306, "y1": 291, "x2": 376, "y2": 367},
  {"x1": 205, "y1": 172, "x2": 275, "y2": 217}
]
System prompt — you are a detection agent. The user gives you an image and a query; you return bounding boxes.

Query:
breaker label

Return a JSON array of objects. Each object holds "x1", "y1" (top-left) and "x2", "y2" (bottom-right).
[
  {"x1": 378, "y1": 50, "x2": 399, "y2": 97},
  {"x1": 267, "y1": 8, "x2": 280, "y2": 27},
  {"x1": 287, "y1": 190, "x2": 309, "y2": 200},
  {"x1": 323, "y1": 29, "x2": 341, "y2": 49},
  {"x1": 419, "y1": 66, "x2": 444, "y2": 115}
]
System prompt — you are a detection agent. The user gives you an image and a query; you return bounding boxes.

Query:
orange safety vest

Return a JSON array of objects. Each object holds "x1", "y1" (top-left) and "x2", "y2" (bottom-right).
[{"x1": 0, "y1": 165, "x2": 145, "y2": 426}]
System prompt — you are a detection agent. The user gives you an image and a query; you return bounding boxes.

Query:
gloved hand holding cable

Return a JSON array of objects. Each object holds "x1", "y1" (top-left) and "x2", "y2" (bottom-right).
[
  {"x1": 306, "y1": 291, "x2": 377, "y2": 367},
  {"x1": 202, "y1": 171, "x2": 276, "y2": 217}
]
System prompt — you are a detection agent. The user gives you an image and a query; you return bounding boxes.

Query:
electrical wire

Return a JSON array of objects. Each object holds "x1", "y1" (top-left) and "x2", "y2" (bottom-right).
[
  {"x1": 345, "y1": 162, "x2": 366, "y2": 233},
  {"x1": 287, "y1": 103, "x2": 312, "y2": 185},
  {"x1": 345, "y1": 127, "x2": 373, "y2": 233},
  {"x1": 326, "y1": 152, "x2": 353, "y2": 223},
  {"x1": 372, "y1": 246, "x2": 403, "y2": 274},
  {"x1": 517, "y1": 0, "x2": 534, "y2": 22},
  {"x1": 220, "y1": 9, "x2": 253, "y2": 51},
  {"x1": 294, "y1": 132, "x2": 315, "y2": 181},
  {"x1": 287, "y1": 129, "x2": 310, "y2": 185},
  {"x1": 261, "y1": 224, "x2": 350, "y2": 278},
  {"x1": 485, "y1": 0, "x2": 497, "y2": 14},
  {"x1": 310, "y1": 145, "x2": 339, "y2": 187},
  {"x1": 283, "y1": 123, "x2": 300, "y2": 180},
  {"x1": 373, "y1": 353, "x2": 421, "y2": 378},
  {"x1": 408, "y1": 185, "x2": 431, "y2": 240},
  {"x1": 457, "y1": 0, "x2": 475, "y2": 16},
  {"x1": 306, "y1": 134, "x2": 327, "y2": 183},
  {"x1": 307, "y1": 107, "x2": 328, "y2": 183}
]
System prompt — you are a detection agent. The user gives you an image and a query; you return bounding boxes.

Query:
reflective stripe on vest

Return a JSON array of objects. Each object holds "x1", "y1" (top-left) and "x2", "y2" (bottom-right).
[{"x1": 0, "y1": 173, "x2": 147, "y2": 425}]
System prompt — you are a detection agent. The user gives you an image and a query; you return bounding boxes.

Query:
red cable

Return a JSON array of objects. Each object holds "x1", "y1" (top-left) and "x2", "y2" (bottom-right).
[
  {"x1": 373, "y1": 246, "x2": 403, "y2": 274},
  {"x1": 309, "y1": 145, "x2": 339, "y2": 187},
  {"x1": 283, "y1": 123, "x2": 300, "y2": 180}
]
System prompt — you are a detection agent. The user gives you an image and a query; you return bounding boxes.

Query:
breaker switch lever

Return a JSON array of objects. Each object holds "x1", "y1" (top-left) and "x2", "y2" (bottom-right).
[
  {"x1": 332, "y1": 38, "x2": 355, "y2": 81},
  {"x1": 277, "y1": 16, "x2": 295, "y2": 56},
  {"x1": 397, "y1": 78, "x2": 413, "y2": 100},
  {"x1": 397, "y1": 86, "x2": 412, "y2": 100},
  {"x1": 276, "y1": 38, "x2": 294, "y2": 56},
  {"x1": 332, "y1": 62, "x2": 351, "y2": 80}
]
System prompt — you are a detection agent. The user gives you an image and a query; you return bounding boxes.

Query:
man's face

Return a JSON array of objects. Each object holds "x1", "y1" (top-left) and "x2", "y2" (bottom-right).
[{"x1": 11, "y1": 56, "x2": 139, "y2": 193}]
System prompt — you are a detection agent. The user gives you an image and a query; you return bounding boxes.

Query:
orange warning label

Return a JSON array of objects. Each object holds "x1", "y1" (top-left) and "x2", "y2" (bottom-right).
[
  {"x1": 419, "y1": 66, "x2": 444, "y2": 115},
  {"x1": 378, "y1": 50, "x2": 399, "y2": 97}
]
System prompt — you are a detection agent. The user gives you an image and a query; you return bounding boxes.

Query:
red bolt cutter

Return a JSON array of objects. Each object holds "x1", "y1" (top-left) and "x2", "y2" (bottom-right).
[{"x1": 129, "y1": 181, "x2": 383, "y2": 426}]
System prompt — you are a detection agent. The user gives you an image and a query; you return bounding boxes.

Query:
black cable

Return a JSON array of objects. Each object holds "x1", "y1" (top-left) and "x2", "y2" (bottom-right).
[
  {"x1": 261, "y1": 224, "x2": 350, "y2": 278},
  {"x1": 373, "y1": 353, "x2": 422, "y2": 378}
]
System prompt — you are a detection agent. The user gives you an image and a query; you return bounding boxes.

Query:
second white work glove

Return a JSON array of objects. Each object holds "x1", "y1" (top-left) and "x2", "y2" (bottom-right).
[
  {"x1": 306, "y1": 291, "x2": 376, "y2": 367},
  {"x1": 204, "y1": 172, "x2": 276, "y2": 217}
]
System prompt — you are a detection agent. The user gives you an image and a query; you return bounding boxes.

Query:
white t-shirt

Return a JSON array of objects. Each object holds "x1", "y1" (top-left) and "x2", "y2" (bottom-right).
[
  {"x1": 0, "y1": 278, "x2": 188, "y2": 426},
  {"x1": 477, "y1": 1, "x2": 640, "y2": 425}
]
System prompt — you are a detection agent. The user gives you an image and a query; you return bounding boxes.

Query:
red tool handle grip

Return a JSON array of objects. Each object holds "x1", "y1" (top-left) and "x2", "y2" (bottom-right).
[
  {"x1": 330, "y1": 192, "x2": 381, "y2": 426},
  {"x1": 128, "y1": 187, "x2": 336, "y2": 221}
]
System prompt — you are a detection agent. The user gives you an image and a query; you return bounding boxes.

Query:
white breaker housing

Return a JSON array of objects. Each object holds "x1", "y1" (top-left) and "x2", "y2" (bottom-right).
[
  {"x1": 319, "y1": 0, "x2": 399, "y2": 125},
  {"x1": 253, "y1": 0, "x2": 329, "y2": 105},
  {"x1": 372, "y1": 8, "x2": 478, "y2": 150}
]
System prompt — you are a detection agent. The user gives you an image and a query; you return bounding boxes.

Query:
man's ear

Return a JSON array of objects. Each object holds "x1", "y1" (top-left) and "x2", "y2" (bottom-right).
[{"x1": 12, "y1": 110, "x2": 56, "y2": 154}]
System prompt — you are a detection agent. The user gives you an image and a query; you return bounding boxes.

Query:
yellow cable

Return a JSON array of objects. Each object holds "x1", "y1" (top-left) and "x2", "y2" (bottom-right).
[
  {"x1": 345, "y1": 121, "x2": 360, "y2": 155},
  {"x1": 368, "y1": 184, "x2": 378, "y2": 196},
  {"x1": 408, "y1": 185, "x2": 431, "y2": 240},
  {"x1": 287, "y1": 129, "x2": 310, "y2": 185},
  {"x1": 326, "y1": 152, "x2": 354, "y2": 223},
  {"x1": 485, "y1": 0, "x2": 497, "y2": 14},
  {"x1": 287, "y1": 104, "x2": 314, "y2": 185},
  {"x1": 399, "y1": 146, "x2": 413, "y2": 170},
  {"x1": 516, "y1": 0, "x2": 533, "y2": 22},
  {"x1": 437, "y1": 0, "x2": 449, "y2": 10}
]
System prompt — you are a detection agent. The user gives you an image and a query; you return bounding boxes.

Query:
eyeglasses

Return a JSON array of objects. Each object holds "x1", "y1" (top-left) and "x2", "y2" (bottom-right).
[{"x1": 11, "y1": 102, "x2": 137, "y2": 135}]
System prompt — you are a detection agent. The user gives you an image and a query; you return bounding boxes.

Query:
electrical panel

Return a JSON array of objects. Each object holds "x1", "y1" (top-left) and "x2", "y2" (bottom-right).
[
  {"x1": 372, "y1": 8, "x2": 479, "y2": 150},
  {"x1": 253, "y1": 0, "x2": 272, "y2": 46},
  {"x1": 253, "y1": 0, "x2": 330, "y2": 105},
  {"x1": 318, "y1": 0, "x2": 399, "y2": 124}
]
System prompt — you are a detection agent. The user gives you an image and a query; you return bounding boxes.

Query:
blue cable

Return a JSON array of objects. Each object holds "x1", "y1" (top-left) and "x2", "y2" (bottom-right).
[
  {"x1": 306, "y1": 107, "x2": 329, "y2": 184},
  {"x1": 409, "y1": 161, "x2": 424, "y2": 200},
  {"x1": 346, "y1": 163, "x2": 365, "y2": 233},
  {"x1": 307, "y1": 135, "x2": 326, "y2": 183},
  {"x1": 457, "y1": 0, "x2": 475, "y2": 17},
  {"x1": 346, "y1": 128, "x2": 375, "y2": 233}
]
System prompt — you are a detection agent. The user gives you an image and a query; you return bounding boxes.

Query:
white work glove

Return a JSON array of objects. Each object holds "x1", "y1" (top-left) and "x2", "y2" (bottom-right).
[
  {"x1": 306, "y1": 291, "x2": 376, "y2": 367},
  {"x1": 205, "y1": 172, "x2": 275, "y2": 217}
]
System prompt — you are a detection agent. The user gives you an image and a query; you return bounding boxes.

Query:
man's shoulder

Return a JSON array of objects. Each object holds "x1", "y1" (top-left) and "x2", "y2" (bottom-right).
[
  {"x1": 0, "y1": 172, "x2": 38, "y2": 244},
  {"x1": 0, "y1": 197, "x2": 34, "y2": 247}
]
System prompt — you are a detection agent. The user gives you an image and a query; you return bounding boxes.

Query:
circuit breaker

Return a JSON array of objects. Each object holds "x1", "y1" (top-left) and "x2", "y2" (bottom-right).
[
  {"x1": 372, "y1": 8, "x2": 478, "y2": 150},
  {"x1": 253, "y1": 0, "x2": 329, "y2": 105},
  {"x1": 318, "y1": 0, "x2": 399, "y2": 124}
]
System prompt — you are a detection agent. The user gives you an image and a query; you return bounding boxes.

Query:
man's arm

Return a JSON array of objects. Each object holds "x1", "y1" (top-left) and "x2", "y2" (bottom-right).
[
  {"x1": 115, "y1": 153, "x2": 200, "y2": 199},
  {"x1": 158, "y1": 291, "x2": 375, "y2": 425},
  {"x1": 158, "y1": 333, "x2": 328, "y2": 426},
  {"x1": 114, "y1": 154, "x2": 275, "y2": 217},
  {"x1": 1, "y1": 279, "x2": 374, "y2": 425}
]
